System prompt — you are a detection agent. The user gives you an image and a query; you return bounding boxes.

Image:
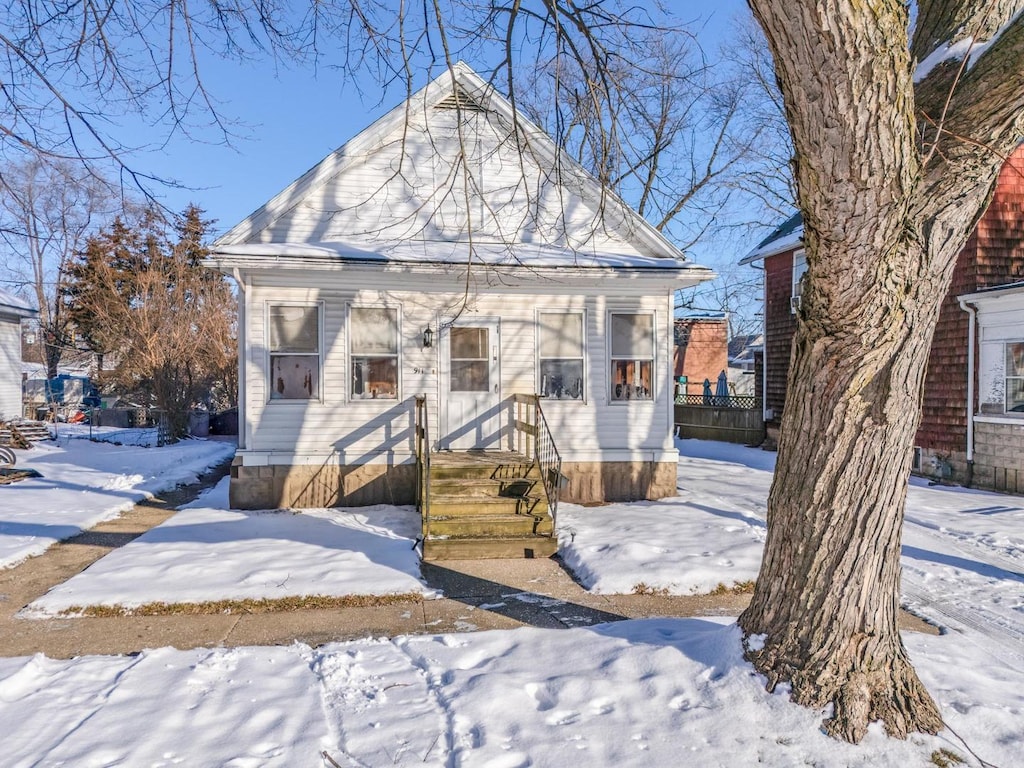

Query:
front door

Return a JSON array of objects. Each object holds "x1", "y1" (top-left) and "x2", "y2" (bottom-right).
[{"x1": 440, "y1": 319, "x2": 502, "y2": 450}]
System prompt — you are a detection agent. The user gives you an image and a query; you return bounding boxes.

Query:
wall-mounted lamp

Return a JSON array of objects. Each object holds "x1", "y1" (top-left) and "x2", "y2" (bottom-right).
[{"x1": 422, "y1": 325, "x2": 434, "y2": 348}]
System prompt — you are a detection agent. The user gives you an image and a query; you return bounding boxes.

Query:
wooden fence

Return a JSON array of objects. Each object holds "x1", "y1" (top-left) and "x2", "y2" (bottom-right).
[{"x1": 674, "y1": 397, "x2": 765, "y2": 445}]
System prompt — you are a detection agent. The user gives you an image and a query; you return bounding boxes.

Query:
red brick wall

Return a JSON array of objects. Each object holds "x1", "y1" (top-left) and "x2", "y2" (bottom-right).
[
  {"x1": 673, "y1": 318, "x2": 728, "y2": 395},
  {"x1": 916, "y1": 145, "x2": 1024, "y2": 454},
  {"x1": 763, "y1": 250, "x2": 799, "y2": 423}
]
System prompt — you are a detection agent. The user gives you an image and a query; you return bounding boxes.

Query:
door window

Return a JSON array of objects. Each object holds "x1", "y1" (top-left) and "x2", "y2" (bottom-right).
[{"x1": 450, "y1": 327, "x2": 489, "y2": 392}]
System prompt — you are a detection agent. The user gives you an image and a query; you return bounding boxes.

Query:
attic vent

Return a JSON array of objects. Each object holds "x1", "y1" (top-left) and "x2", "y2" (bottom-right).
[{"x1": 435, "y1": 84, "x2": 487, "y2": 112}]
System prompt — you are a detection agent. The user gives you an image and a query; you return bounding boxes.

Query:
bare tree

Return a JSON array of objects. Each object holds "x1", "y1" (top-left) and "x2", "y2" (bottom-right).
[
  {"x1": 513, "y1": 22, "x2": 795, "y2": 250},
  {"x1": 739, "y1": 0, "x2": 1024, "y2": 743},
  {"x1": 719, "y1": 16, "x2": 796, "y2": 223},
  {"x1": 676, "y1": 262, "x2": 764, "y2": 341},
  {"x1": 0, "y1": 156, "x2": 116, "y2": 377}
]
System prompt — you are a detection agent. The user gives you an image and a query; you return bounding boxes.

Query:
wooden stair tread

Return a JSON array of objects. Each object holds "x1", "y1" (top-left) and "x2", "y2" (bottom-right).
[
  {"x1": 422, "y1": 536, "x2": 558, "y2": 561},
  {"x1": 420, "y1": 449, "x2": 557, "y2": 561}
]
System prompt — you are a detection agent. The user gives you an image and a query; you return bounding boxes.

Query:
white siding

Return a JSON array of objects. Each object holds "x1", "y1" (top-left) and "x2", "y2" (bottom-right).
[
  {"x1": 239, "y1": 271, "x2": 676, "y2": 466},
  {"x1": 977, "y1": 293, "x2": 1024, "y2": 412},
  {"x1": 248, "y1": 111, "x2": 653, "y2": 259},
  {"x1": 0, "y1": 317, "x2": 22, "y2": 420}
]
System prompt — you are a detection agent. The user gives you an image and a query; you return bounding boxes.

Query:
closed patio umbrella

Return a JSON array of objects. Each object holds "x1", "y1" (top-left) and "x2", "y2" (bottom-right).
[{"x1": 715, "y1": 370, "x2": 729, "y2": 405}]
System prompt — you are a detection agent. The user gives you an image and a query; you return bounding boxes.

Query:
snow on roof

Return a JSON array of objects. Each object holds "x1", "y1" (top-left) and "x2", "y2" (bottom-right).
[
  {"x1": 211, "y1": 239, "x2": 705, "y2": 273},
  {"x1": 739, "y1": 212, "x2": 803, "y2": 265},
  {"x1": 215, "y1": 62, "x2": 694, "y2": 266},
  {"x1": 0, "y1": 288, "x2": 36, "y2": 317},
  {"x1": 914, "y1": 8, "x2": 1024, "y2": 83},
  {"x1": 959, "y1": 280, "x2": 1024, "y2": 303},
  {"x1": 675, "y1": 311, "x2": 727, "y2": 321}
]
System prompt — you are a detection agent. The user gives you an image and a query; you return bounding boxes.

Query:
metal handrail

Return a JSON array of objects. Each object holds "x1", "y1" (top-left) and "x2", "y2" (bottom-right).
[
  {"x1": 414, "y1": 395, "x2": 431, "y2": 542},
  {"x1": 512, "y1": 393, "x2": 562, "y2": 533}
]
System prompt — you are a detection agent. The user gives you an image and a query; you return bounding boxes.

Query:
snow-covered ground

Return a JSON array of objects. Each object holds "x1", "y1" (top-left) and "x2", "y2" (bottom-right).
[
  {"x1": 23, "y1": 479, "x2": 434, "y2": 615},
  {"x1": 1, "y1": 437, "x2": 1022, "y2": 766},
  {"x1": 0, "y1": 436, "x2": 236, "y2": 569}
]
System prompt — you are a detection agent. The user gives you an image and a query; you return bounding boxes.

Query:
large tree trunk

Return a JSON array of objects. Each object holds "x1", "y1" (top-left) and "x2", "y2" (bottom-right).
[
  {"x1": 738, "y1": 239, "x2": 947, "y2": 741},
  {"x1": 740, "y1": 0, "x2": 1024, "y2": 742}
]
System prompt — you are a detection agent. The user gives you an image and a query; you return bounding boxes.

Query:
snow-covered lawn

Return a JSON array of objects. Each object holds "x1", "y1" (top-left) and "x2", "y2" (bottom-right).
[
  {"x1": 1, "y1": 619, "x2": 1019, "y2": 766},
  {"x1": 0, "y1": 436, "x2": 236, "y2": 569},
  {"x1": 558, "y1": 441, "x2": 770, "y2": 594},
  {"x1": 24, "y1": 479, "x2": 434, "y2": 615},
  {"x1": 1, "y1": 437, "x2": 1022, "y2": 766}
]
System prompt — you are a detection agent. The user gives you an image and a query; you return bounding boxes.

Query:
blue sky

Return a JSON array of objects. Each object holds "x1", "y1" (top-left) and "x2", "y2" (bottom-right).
[{"x1": 134, "y1": 0, "x2": 754, "y2": 259}]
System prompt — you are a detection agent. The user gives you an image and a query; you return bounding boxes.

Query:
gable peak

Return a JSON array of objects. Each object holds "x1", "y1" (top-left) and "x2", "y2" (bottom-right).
[{"x1": 434, "y1": 81, "x2": 487, "y2": 112}]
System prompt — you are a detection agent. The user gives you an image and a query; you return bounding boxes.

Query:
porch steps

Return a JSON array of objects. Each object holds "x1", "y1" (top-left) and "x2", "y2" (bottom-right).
[{"x1": 422, "y1": 451, "x2": 558, "y2": 560}]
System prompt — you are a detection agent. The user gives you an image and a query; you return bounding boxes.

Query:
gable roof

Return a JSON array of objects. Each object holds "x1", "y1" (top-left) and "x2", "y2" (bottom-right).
[
  {"x1": 213, "y1": 63, "x2": 701, "y2": 270},
  {"x1": 739, "y1": 212, "x2": 803, "y2": 265},
  {"x1": 0, "y1": 288, "x2": 36, "y2": 320}
]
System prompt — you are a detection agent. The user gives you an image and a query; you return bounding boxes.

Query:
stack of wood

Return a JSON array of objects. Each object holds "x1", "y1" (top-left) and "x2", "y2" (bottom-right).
[{"x1": 0, "y1": 420, "x2": 52, "y2": 449}]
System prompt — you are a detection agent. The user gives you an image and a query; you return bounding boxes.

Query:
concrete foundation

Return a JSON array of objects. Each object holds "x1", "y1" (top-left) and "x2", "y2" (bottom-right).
[
  {"x1": 229, "y1": 456, "x2": 679, "y2": 509},
  {"x1": 972, "y1": 421, "x2": 1024, "y2": 494},
  {"x1": 229, "y1": 458, "x2": 417, "y2": 510},
  {"x1": 559, "y1": 460, "x2": 678, "y2": 503}
]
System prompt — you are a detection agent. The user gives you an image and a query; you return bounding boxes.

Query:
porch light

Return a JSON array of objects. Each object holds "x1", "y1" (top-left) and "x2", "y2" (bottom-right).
[{"x1": 422, "y1": 325, "x2": 434, "y2": 348}]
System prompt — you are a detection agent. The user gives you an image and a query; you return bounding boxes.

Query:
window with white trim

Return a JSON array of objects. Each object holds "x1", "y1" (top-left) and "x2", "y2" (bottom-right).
[
  {"x1": 1006, "y1": 342, "x2": 1024, "y2": 413},
  {"x1": 791, "y1": 249, "x2": 808, "y2": 313},
  {"x1": 350, "y1": 306, "x2": 399, "y2": 399},
  {"x1": 268, "y1": 304, "x2": 321, "y2": 400},
  {"x1": 609, "y1": 312, "x2": 654, "y2": 401},
  {"x1": 539, "y1": 312, "x2": 584, "y2": 400}
]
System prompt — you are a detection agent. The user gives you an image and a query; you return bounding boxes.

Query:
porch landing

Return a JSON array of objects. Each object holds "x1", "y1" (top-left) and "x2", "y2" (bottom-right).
[{"x1": 421, "y1": 450, "x2": 558, "y2": 561}]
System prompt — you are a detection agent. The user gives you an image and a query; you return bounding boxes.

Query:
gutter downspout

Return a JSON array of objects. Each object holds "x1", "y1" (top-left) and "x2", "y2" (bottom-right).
[
  {"x1": 958, "y1": 298, "x2": 976, "y2": 488},
  {"x1": 748, "y1": 261, "x2": 769, "y2": 423},
  {"x1": 232, "y1": 267, "x2": 247, "y2": 452}
]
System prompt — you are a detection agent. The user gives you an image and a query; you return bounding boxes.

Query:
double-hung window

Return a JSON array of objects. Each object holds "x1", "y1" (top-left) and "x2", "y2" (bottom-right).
[
  {"x1": 1006, "y1": 342, "x2": 1024, "y2": 413},
  {"x1": 268, "y1": 304, "x2": 321, "y2": 400},
  {"x1": 350, "y1": 307, "x2": 399, "y2": 399},
  {"x1": 791, "y1": 249, "x2": 808, "y2": 313},
  {"x1": 539, "y1": 312, "x2": 584, "y2": 400},
  {"x1": 610, "y1": 313, "x2": 654, "y2": 401}
]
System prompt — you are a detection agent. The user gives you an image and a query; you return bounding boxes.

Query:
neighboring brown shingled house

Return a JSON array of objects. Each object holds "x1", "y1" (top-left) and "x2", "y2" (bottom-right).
[{"x1": 740, "y1": 144, "x2": 1024, "y2": 491}]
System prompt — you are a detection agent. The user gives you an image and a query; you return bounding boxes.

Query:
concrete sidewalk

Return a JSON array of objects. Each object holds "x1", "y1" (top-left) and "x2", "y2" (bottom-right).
[{"x1": 0, "y1": 463, "x2": 937, "y2": 659}]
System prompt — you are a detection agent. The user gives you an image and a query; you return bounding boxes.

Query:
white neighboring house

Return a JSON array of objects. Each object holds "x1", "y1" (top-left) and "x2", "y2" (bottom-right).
[
  {"x1": 959, "y1": 282, "x2": 1024, "y2": 493},
  {"x1": 0, "y1": 289, "x2": 37, "y2": 421},
  {"x1": 206, "y1": 63, "x2": 714, "y2": 510}
]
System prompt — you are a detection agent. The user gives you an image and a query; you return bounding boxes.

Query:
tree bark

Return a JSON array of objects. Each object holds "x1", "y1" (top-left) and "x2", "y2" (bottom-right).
[{"x1": 740, "y1": 0, "x2": 1024, "y2": 742}]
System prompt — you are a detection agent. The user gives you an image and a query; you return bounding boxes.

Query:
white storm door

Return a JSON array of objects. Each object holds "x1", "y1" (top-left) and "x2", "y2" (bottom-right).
[{"x1": 441, "y1": 319, "x2": 502, "y2": 450}]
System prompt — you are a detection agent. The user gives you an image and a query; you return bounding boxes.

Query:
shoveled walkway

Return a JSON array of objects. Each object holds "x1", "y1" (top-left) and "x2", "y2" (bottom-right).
[{"x1": 0, "y1": 465, "x2": 937, "y2": 659}]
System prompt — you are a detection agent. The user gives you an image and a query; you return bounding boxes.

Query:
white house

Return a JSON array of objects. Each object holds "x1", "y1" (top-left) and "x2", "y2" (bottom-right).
[
  {"x1": 0, "y1": 289, "x2": 36, "y2": 421},
  {"x1": 206, "y1": 63, "x2": 714, "y2": 513},
  {"x1": 959, "y1": 282, "x2": 1024, "y2": 493}
]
